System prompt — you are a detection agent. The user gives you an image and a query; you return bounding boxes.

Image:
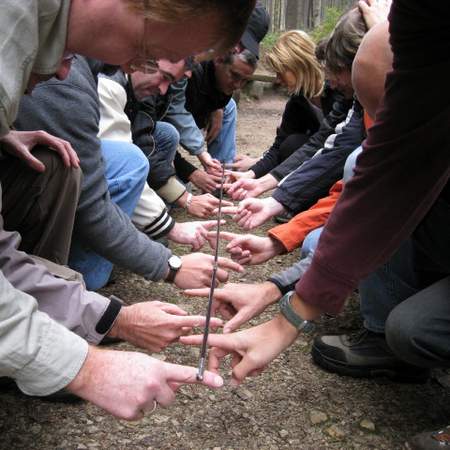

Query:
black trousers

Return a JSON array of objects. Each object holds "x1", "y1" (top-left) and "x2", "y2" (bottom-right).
[{"x1": 0, "y1": 146, "x2": 81, "y2": 265}]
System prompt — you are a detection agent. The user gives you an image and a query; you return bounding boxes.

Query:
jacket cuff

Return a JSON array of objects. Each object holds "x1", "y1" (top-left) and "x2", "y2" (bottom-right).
[
  {"x1": 95, "y1": 295, "x2": 123, "y2": 335},
  {"x1": 143, "y1": 208, "x2": 175, "y2": 239},
  {"x1": 157, "y1": 176, "x2": 187, "y2": 204},
  {"x1": 15, "y1": 315, "x2": 89, "y2": 397},
  {"x1": 267, "y1": 229, "x2": 292, "y2": 252},
  {"x1": 295, "y1": 255, "x2": 354, "y2": 315}
]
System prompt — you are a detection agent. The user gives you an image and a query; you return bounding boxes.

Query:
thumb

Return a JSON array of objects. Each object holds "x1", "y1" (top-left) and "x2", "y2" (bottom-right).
[
  {"x1": 20, "y1": 150, "x2": 46, "y2": 173},
  {"x1": 223, "y1": 311, "x2": 248, "y2": 333},
  {"x1": 231, "y1": 356, "x2": 259, "y2": 386}
]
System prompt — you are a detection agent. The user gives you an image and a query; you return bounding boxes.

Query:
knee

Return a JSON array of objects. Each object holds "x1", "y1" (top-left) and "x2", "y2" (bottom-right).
[
  {"x1": 301, "y1": 227, "x2": 323, "y2": 258},
  {"x1": 155, "y1": 121, "x2": 180, "y2": 153},
  {"x1": 223, "y1": 98, "x2": 237, "y2": 120},
  {"x1": 385, "y1": 304, "x2": 435, "y2": 368},
  {"x1": 33, "y1": 146, "x2": 82, "y2": 194},
  {"x1": 125, "y1": 142, "x2": 150, "y2": 179}
]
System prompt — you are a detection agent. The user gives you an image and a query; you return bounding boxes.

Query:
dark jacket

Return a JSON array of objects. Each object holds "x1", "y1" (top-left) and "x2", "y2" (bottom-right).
[
  {"x1": 270, "y1": 94, "x2": 353, "y2": 181},
  {"x1": 250, "y1": 93, "x2": 323, "y2": 178},
  {"x1": 185, "y1": 61, "x2": 231, "y2": 129},
  {"x1": 273, "y1": 100, "x2": 365, "y2": 213}
]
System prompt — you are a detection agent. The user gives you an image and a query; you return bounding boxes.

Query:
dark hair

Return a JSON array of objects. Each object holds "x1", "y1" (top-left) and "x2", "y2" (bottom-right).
[
  {"x1": 325, "y1": 7, "x2": 368, "y2": 74},
  {"x1": 222, "y1": 49, "x2": 258, "y2": 69},
  {"x1": 315, "y1": 38, "x2": 328, "y2": 63}
]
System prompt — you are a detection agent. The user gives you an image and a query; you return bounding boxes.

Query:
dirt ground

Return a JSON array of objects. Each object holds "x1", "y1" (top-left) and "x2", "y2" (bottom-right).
[{"x1": 1, "y1": 90, "x2": 450, "y2": 450}]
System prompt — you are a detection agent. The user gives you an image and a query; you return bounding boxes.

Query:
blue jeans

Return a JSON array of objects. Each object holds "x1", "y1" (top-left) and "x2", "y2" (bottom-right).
[
  {"x1": 146, "y1": 121, "x2": 179, "y2": 190},
  {"x1": 301, "y1": 227, "x2": 324, "y2": 259},
  {"x1": 69, "y1": 139, "x2": 149, "y2": 290},
  {"x1": 208, "y1": 98, "x2": 237, "y2": 164},
  {"x1": 153, "y1": 121, "x2": 179, "y2": 164}
]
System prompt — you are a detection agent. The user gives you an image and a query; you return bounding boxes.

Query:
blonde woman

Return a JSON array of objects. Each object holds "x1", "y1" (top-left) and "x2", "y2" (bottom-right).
[{"x1": 228, "y1": 30, "x2": 330, "y2": 198}]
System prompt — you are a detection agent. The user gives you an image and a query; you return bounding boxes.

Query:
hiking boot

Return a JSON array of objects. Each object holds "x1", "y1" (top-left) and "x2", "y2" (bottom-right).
[
  {"x1": 407, "y1": 425, "x2": 450, "y2": 449},
  {"x1": 311, "y1": 329, "x2": 429, "y2": 383}
]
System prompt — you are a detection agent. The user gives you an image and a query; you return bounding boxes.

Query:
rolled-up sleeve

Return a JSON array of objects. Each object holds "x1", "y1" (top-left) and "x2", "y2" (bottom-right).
[{"x1": 0, "y1": 270, "x2": 88, "y2": 396}]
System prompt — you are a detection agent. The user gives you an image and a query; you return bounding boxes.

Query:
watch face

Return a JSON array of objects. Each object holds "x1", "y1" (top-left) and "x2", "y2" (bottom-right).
[{"x1": 168, "y1": 255, "x2": 182, "y2": 270}]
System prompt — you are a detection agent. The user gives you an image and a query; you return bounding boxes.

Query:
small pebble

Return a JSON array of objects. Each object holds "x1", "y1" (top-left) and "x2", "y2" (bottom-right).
[
  {"x1": 359, "y1": 419, "x2": 376, "y2": 431},
  {"x1": 310, "y1": 410, "x2": 328, "y2": 425},
  {"x1": 279, "y1": 429, "x2": 289, "y2": 438}
]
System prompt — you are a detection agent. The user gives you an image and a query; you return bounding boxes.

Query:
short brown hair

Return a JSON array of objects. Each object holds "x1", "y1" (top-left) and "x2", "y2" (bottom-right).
[
  {"x1": 265, "y1": 30, "x2": 324, "y2": 98},
  {"x1": 325, "y1": 7, "x2": 368, "y2": 75},
  {"x1": 125, "y1": 0, "x2": 256, "y2": 54}
]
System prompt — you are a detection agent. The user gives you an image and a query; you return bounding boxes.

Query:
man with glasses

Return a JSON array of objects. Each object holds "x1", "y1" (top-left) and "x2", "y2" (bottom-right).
[{"x1": 0, "y1": 0, "x2": 255, "y2": 420}]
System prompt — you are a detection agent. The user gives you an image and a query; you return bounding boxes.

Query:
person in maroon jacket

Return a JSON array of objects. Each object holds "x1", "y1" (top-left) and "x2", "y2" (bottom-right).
[{"x1": 181, "y1": 1, "x2": 450, "y2": 447}]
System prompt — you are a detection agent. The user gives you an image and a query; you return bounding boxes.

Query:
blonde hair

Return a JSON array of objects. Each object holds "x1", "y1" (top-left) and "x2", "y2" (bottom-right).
[
  {"x1": 124, "y1": 0, "x2": 255, "y2": 54},
  {"x1": 265, "y1": 30, "x2": 324, "y2": 97}
]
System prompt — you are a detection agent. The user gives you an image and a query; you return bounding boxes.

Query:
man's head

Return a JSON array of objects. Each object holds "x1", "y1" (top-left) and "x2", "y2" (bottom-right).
[
  {"x1": 265, "y1": 30, "x2": 324, "y2": 98},
  {"x1": 214, "y1": 50, "x2": 257, "y2": 96},
  {"x1": 324, "y1": 7, "x2": 368, "y2": 98},
  {"x1": 130, "y1": 59, "x2": 188, "y2": 99},
  {"x1": 66, "y1": 0, "x2": 256, "y2": 71},
  {"x1": 352, "y1": 22, "x2": 393, "y2": 119}
]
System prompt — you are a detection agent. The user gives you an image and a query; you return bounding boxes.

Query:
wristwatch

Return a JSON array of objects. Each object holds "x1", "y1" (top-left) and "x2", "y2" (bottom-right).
[
  {"x1": 165, "y1": 255, "x2": 182, "y2": 283},
  {"x1": 279, "y1": 291, "x2": 316, "y2": 334}
]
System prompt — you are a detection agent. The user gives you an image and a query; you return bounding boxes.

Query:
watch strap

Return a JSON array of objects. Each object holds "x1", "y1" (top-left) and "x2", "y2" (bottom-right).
[{"x1": 279, "y1": 291, "x2": 316, "y2": 334}]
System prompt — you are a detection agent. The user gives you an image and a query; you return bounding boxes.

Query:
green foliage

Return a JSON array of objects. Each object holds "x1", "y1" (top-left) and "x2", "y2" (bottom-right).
[
  {"x1": 310, "y1": 6, "x2": 344, "y2": 43},
  {"x1": 261, "y1": 31, "x2": 282, "y2": 51}
]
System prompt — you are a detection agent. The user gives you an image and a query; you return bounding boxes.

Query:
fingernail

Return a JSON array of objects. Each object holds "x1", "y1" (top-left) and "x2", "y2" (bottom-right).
[{"x1": 214, "y1": 376, "x2": 224, "y2": 387}]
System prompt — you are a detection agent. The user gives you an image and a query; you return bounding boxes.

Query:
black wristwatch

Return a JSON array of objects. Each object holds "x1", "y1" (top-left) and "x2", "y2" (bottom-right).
[
  {"x1": 279, "y1": 291, "x2": 316, "y2": 334},
  {"x1": 165, "y1": 255, "x2": 182, "y2": 283}
]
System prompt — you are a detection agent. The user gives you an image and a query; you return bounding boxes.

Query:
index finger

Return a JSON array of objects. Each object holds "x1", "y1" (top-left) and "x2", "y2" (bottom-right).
[
  {"x1": 217, "y1": 206, "x2": 239, "y2": 215},
  {"x1": 206, "y1": 231, "x2": 238, "y2": 242},
  {"x1": 216, "y1": 257, "x2": 244, "y2": 273}
]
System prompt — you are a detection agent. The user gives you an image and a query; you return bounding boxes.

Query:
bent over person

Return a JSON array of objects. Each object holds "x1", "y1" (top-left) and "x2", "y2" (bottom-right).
[{"x1": 0, "y1": 0, "x2": 255, "y2": 420}]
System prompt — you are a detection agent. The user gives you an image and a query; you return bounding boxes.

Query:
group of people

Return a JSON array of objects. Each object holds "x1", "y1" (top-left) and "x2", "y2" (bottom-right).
[{"x1": 1, "y1": 0, "x2": 449, "y2": 448}]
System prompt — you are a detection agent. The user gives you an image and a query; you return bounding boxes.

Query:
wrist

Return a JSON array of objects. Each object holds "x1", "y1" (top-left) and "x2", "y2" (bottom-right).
[
  {"x1": 107, "y1": 305, "x2": 130, "y2": 340},
  {"x1": 261, "y1": 281, "x2": 282, "y2": 307},
  {"x1": 67, "y1": 345, "x2": 97, "y2": 395},
  {"x1": 271, "y1": 313, "x2": 300, "y2": 346},
  {"x1": 290, "y1": 291, "x2": 322, "y2": 321},
  {"x1": 260, "y1": 174, "x2": 277, "y2": 190},
  {"x1": 185, "y1": 192, "x2": 193, "y2": 210},
  {"x1": 268, "y1": 236, "x2": 284, "y2": 256}
]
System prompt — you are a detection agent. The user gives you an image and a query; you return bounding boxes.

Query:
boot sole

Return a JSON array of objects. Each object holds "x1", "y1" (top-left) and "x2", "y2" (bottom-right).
[{"x1": 311, "y1": 345, "x2": 429, "y2": 384}]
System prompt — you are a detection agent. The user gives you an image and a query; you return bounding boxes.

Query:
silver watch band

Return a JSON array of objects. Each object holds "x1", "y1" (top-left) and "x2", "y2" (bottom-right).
[{"x1": 279, "y1": 291, "x2": 316, "y2": 334}]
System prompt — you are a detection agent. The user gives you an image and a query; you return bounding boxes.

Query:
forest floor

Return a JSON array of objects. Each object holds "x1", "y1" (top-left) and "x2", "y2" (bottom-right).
[{"x1": 1, "y1": 89, "x2": 449, "y2": 450}]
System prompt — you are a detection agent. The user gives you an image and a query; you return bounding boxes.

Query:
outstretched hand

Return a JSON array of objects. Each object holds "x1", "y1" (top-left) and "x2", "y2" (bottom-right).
[
  {"x1": 108, "y1": 301, "x2": 223, "y2": 352},
  {"x1": 221, "y1": 197, "x2": 285, "y2": 230},
  {"x1": 175, "y1": 252, "x2": 244, "y2": 289},
  {"x1": 68, "y1": 347, "x2": 224, "y2": 420},
  {"x1": 187, "y1": 194, "x2": 233, "y2": 219},
  {"x1": 208, "y1": 231, "x2": 284, "y2": 265},
  {"x1": 226, "y1": 178, "x2": 264, "y2": 201},
  {"x1": 167, "y1": 220, "x2": 225, "y2": 251},
  {"x1": 180, "y1": 315, "x2": 299, "y2": 385},
  {"x1": 184, "y1": 281, "x2": 281, "y2": 332}
]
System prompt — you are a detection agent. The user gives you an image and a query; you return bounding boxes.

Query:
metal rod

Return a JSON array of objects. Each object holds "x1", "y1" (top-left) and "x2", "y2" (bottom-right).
[{"x1": 197, "y1": 163, "x2": 226, "y2": 381}]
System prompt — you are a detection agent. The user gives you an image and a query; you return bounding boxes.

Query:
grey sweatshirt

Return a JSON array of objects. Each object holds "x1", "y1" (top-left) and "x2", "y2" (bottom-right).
[{"x1": 15, "y1": 56, "x2": 171, "y2": 281}]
